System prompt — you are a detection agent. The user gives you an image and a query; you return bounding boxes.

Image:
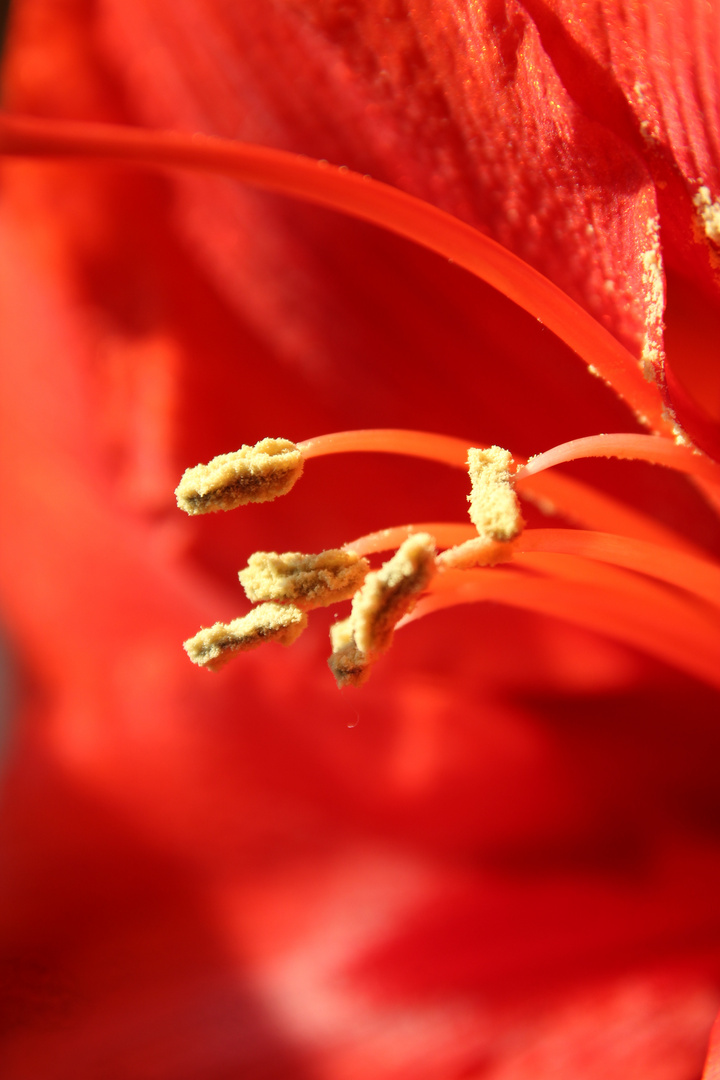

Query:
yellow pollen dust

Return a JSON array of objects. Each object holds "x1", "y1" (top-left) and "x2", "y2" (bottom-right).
[
  {"x1": 466, "y1": 446, "x2": 524, "y2": 542},
  {"x1": 438, "y1": 446, "x2": 524, "y2": 569},
  {"x1": 239, "y1": 549, "x2": 370, "y2": 608},
  {"x1": 328, "y1": 533, "x2": 437, "y2": 688},
  {"x1": 177, "y1": 437, "x2": 524, "y2": 686},
  {"x1": 175, "y1": 438, "x2": 303, "y2": 514},
  {"x1": 184, "y1": 603, "x2": 307, "y2": 672}
]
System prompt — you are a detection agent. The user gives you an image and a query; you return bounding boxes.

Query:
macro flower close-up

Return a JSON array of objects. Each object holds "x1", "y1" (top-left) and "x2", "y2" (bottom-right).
[{"x1": 2, "y1": 0, "x2": 720, "y2": 1077}]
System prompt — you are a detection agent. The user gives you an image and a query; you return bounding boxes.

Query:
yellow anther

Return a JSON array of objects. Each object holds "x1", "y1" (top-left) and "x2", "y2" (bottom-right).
[
  {"x1": 467, "y1": 446, "x2": 524, "y2": 542},
  {"x1": 175, "y1": 438, "x2": 303, "y2": 514},
  {"x1": 351, "y1": 533, "x2": 437, "y2": 655},
  {"x1": 327, "y1": 617, "x2": 371, "y2": 687},
  {"x1": 239, "y1": 549, "x2": 369, "y2": 608},
  {"x1": 184, "y1": 603, "x2": 307, "y2": 671},
  {"x1": 327, "y1": 534, "x2": 436, "y2": 687}
]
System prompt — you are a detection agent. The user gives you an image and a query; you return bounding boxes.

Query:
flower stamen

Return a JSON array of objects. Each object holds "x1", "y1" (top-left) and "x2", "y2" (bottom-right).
[
  {"x1": 184, "y1": 603, "x2": 308, "y2": 671},
  {"x1": 301, "y1": 427, "x2": 700, "y2": 551},
  {"x1": 176, "y1": 426, "x2": 719, "y2": 688},
  {"x1": 239, "y1": 549, "x2": 369, "y2": 608},
  {"x1": 175, "y1": 438, "x2": 303, "y2": 514},
  {"x1": 467, "y1": 446, "x2": 524, "y2": 541},
  {"x1": 328, "y1": 534, "x2": 437, "y2": 687}
]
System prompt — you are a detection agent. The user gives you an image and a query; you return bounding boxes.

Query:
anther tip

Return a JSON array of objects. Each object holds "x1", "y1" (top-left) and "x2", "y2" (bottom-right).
[
  {"x1": 239, "y1": 548, "x2": 369, "y2": 608},
  {"x1": 184, "y1": 603, "x2": 308, "y2": 671},
  {"x1": 326, "y1": 534, "x2": 437, "y2": 686},
  {"x1": 467, "y1": 446, "x2": 524, "y2": 542},
  {"x1": 176, "y1": 438, "x2": 304, "y2": 514}
]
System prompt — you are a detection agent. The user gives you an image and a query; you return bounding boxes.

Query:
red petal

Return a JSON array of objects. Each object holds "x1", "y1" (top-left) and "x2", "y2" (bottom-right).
[
  {"x1": 87, "y1": 0, "x2": 665, "y2": 363},
  {"x1": 704, "y1": 1009, "x2": 720, "y2": 1080},
  {"x1": 2, "y1": 2, "x2": 720, "y2": 1078},
  {"x1": 535, "y1": 0, "x2": 720, "y2": 452}
]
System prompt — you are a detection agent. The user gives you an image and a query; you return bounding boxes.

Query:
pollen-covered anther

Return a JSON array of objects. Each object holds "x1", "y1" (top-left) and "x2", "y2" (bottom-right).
[
  {"x1": 175, "y1": 438, "x2": 303, "y2": 514},
  {"x1": 184, "y1": 603, "x2": 307, "y2": 671},
  {"x1": 466, "y1": 446, "x2": 524, "y2": 542},
  {"x1": 437, "y1": 536, "x2": 515, "y2": 570},
  {"x1": 327, "y1": 616, "x2": 371, "y2": 688},
  {"x1": 353, "y1": 533, "x2": 437, "y2": 655},
  {"x1": 239, "y1": 549, "x2": 369, "y2": 609},
  {"x1": 327, "y1": 533, "x2": 437, "y2": 687}
]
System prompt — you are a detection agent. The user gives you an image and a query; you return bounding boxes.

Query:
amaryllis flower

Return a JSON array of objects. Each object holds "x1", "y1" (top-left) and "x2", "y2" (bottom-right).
[{"x1": 1, "y1": 1, "x2": 720, "y2": 1078}]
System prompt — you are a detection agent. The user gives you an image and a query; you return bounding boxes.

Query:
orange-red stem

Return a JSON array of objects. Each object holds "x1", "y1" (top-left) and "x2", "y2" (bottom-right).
[
  {"x1": 519, "y1": 432, "x2": 720, "y2": 487},
  {"x1": 345, "y1": 523, "x2": 720, "y2": 608},
  {"x1": 302, "y1": 428, "x2": 699, "y2": 552},
  {"x1": 403, "y1": 567, "x2": 720, "y2": 690}
]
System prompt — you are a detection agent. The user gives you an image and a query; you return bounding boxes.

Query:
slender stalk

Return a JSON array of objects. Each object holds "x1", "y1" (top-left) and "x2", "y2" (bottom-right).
[
  {"x1": 513, "y1": 530, "x2": 720, "y2": 606},
  {"x1": 515, "y1": 470, "x2": 702, "y2": 554},
  {"x1": 519, "y1": 432, "x2": 720, "y2": 487},
  {"x1": 299, "y1": 429, "x2": 469, "y2": 468},
  {"x1": 345, "y1": 523, "x2": 720, "y2": 607},
  {"x1": 344, "y1": 523, "x2": 477, "y2": 556},
  {"x1": 402, "y1": 567, "x2": 720, "y2": 690}
]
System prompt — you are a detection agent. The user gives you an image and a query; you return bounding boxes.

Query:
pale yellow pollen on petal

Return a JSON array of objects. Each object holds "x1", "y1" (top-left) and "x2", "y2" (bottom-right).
[
  {"x1": 327, "y1": 534, "x2": 436, "y2": 687},
  {"x1": 466, "y1": 446, "x2": 524, "y2": 542},
  {"x1": 639, "y1": 213, "x2": 664, "y2": 369},
  {"x1": 184, "y1": 603, "x2": 307, "y2": 671},
  {"x1": 694, "y1": 185, "x2": 720, "y2": 248},
  {"x1": 239, "y1": 549, "x2": 369, "y2": 608},
  {"x1": 175, "y1": 438, "x2": 303, "y2": 514}
]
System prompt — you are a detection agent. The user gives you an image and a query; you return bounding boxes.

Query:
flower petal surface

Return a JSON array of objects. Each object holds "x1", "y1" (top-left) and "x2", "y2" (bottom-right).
[{"x1": 2, "y1": 2, "x2": 720, "y2": 1078}]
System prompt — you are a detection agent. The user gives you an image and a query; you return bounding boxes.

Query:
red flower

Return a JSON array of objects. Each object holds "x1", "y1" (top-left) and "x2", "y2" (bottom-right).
[{"x1": 1, "y1": 1, "x2": 720, "y2": 1078}]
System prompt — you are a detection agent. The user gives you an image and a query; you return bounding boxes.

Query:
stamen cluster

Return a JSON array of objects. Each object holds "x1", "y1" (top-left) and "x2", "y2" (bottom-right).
[
  {"x1": 177, "y1": 436, "x2": 523, "y2": 686},
  {"x1": 176, "y1": 428, "x2": 720, "y2": 693},
  {"x1": 4, "y1": 114, "x2": 718, "y2": 692}
]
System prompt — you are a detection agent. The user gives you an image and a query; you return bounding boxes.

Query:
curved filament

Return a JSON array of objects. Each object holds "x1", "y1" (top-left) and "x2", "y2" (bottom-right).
[
  {"x1": 299, "y1": 429, "x2": 469, "y2": 468},
  {"x1": 519, "y1": 433, "x2": 720, "y2": 487},
  {"x1": 344, "y1": 523, "x2": 476, "y2": 557},
  {"x1": 300, "y1": 428, "x2": 699, "y2": 553},
  {"x1": 515, "y1": 530, "x2": 720, "y2": 608},
  {"x1": 402, "y1": 567, "x2": 720, "y2": 690},
  {"x1": 345, "y1": 523, "x2": 720, "y2": 608}
]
